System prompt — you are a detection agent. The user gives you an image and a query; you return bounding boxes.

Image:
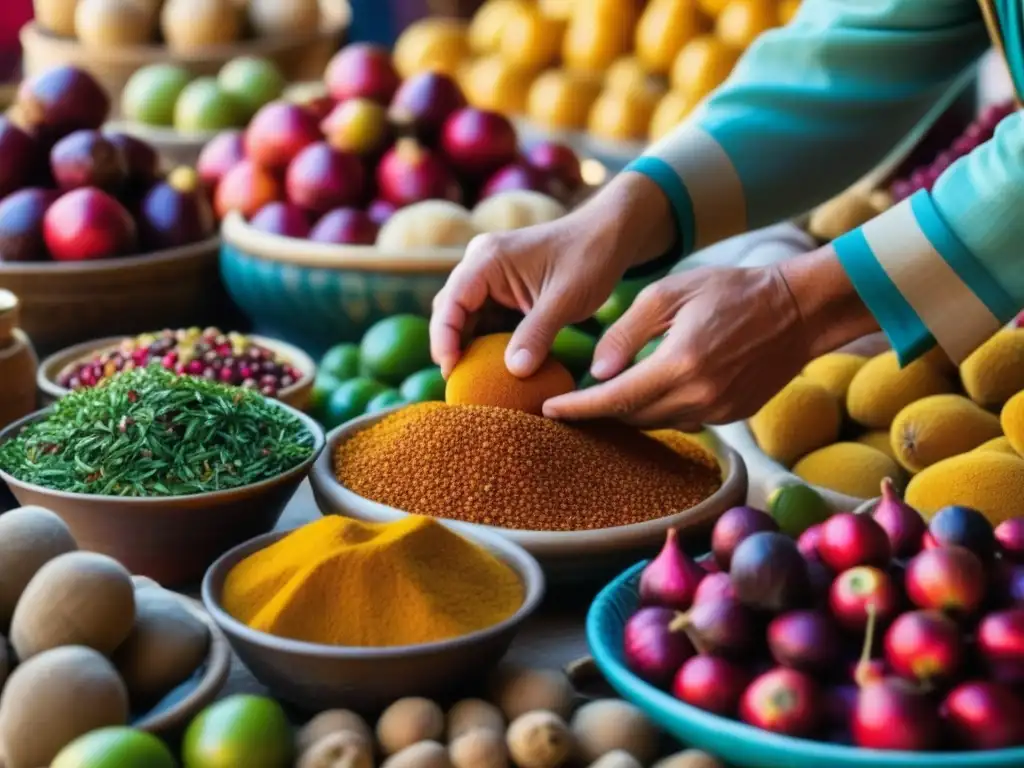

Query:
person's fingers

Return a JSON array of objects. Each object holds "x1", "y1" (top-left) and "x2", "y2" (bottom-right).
[
  {"x1": 429, "y1": 263, "x2": 491, "y2": 377},
  {"x1": 590, "y1": 281, "x2": 679, "y2": 380},
  {"x1": 543, "y1": 353, "x2": 675, "y2": 421},
  {"x1": 505, "y1": 293, "x2": 573, "y2": 378},
  {"x1": 619, "y1": 379, "x2": 718, "y2": 429}
]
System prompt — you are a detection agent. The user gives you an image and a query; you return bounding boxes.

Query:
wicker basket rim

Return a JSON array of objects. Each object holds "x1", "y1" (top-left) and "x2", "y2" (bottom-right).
[{"x1": 0, "y1": 235, "x2": 220, "y2": 276}]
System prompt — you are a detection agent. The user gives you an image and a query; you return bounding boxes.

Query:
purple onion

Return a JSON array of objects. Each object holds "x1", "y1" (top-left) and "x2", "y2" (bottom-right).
[
  {"x1": 768, "y1": 610, "x2": 843, "y2": 674},
  {"x1": 639, "y1": 528, "x2": 706, "y2": 611},
  {"x1": 872, "y1": 478, "x2": 926, "y2": 558},
  {"x1": 692, "y1": 572, "x2": 735, "y2": 605},
  {"x1": 623, "y1": 607, "x2": 695, "y2": 687},
  {"x1": 676, "y1": 596, "x2": 758, "y2": 657}
]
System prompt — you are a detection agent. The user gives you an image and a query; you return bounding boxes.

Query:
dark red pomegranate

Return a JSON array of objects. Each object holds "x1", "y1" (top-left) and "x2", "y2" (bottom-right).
[
  {"x1": 245, "y1": 101, "x2": 321, "y2": 171},
  {"x1": 43, "y1": 187, "x2": 137, "y2": 261},
  {"x1": 526, "y1": 141, "x2": 583, "y2": 192},
  {"x1": 376, "y1": 139, "x2": 461, "y2": 207},
  {"x1": 440, "y1": 108, "x2": 518, "y2": 178},
  {"x1": 388, "y1": 71, "x2": 466, "y2": 142},
  {"x1": 0, "y1": 188, "x2": 58, "y2": 262},
  {"x1": 481, "y1": 162, "x2": 565, "y2": 200},
  {"x1": 50, "y1": 129, "x2": 128, "y2": 192},
  {"x1": 196, "y1": 130, "x2": 247, "y2": 189},
  {"x1": 324, "y1": 43, "x2": 401, "y2": 104},
  {"x1": 249, "y1": 202, "x2": 311, "y2": 238},
  {"x1": 309, "y1": 208, "x2": 379, "y2": 245},
  {"x1": 104, "y1": 131, "x2": 160, "y2": 187},
  {"x1": 15, "y1": 65, "x2": 110, "y2": 139},
  {"x1": 0, "y1": 117, "x2": 38, "y2": 198},
  {"x1": 285, "y1": 143, "x2": 366, "y2": 215},
  {"x1": 138, "y1": 167, "x2": 216, "y2": 250}
]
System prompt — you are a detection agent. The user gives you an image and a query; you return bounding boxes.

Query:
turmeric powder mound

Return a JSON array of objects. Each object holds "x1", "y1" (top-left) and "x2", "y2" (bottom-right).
[
  {"x1": 445, "y1": 333, "x2": 575, "y2": 415},
  {"x1": 335, "y1": 403, "x2": 723, "y2": 531},
  {"x1": 222, "y1": 515, "x2": 524, "y2": 647}
]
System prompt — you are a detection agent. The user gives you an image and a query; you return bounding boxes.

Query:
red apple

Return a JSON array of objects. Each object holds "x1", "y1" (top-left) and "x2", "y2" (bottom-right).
[
  {"x1": 829, "y1": 565, "x2": 899, "y2": 631},
  {"x1": 440, "y1": 107, "x2": 518, "y2": 178},
  {"x1": 244, "y1": 101, "x2": 321, "y2": 171},
  {"x1": 942, "y1": 681, "x2": 1024, "y2": 749},
  {"x1": 197, "y1": 130, "x2": 247, "y2": 189},
  {"x1": 309, "y1": 208, "x2": 379, "y2": 245},
  {"x1": 817, "y1": 513, "x2": 891, "y2": 572},
  {"x1": 883, "y1": 610, "x2": 962, "y2": 684},
  {"x1": 324, "y1": 43, "x2": 401, "y2": 104},
  {"x1": 43, "y1": 187, "x2": 137, "y2": 261},
  {"x1": 672, "y1": 655, "x2": 749, "y2": 716},
  {"x1": 285, "y1": 142, "x2": 365, "y2": 215},
  {"x1": 853, "y1": 678, "x2": 940, "y2": 751},
  {"x1": 376, "y1": 139, "x2": 461, "y2": 207},
  {"x1": 739, "y1": 668, "x2": 821, "y2": 736},
  {"x1": 905, "y1": 545, "x2": 986, "y2": 615}
]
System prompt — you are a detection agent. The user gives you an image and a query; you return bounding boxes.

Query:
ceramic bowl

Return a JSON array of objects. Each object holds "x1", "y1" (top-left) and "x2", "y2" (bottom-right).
[
  {"x1": 0, "y1": 402, "x2": 324, "y2": 586},
  {"x1": 310, "y1": 408, "x2": 747, "y2": 583},
  {"x1": 587, "y1": 561, "x2": 1024, "y2": 768},
  {"x1": 220, "y1": 212, "x2": 462, "y2": 359},
  {"x1": 133, "y1": 590, "x2": 231, "y2": 733},
  {"x1": 36, "y1": 333, "x2": 317, "y2": 412},
  {"x1": 0, "y1": 236, "x2": 225, "y2": 356},
  {"x1": 202, "y1": 525, "x2": 545, "y2": 713}
]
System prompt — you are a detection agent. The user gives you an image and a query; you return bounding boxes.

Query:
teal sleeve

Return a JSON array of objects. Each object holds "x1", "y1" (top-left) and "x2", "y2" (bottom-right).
[
  {"x1": 835, "y1": 112, "x2": 1024, "y2": 365},
  {"x1": 624, "y1": 0, "x2": 989, "y2": 256}
]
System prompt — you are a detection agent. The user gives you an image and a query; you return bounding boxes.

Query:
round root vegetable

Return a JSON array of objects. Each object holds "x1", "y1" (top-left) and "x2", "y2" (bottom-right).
[
  {"x1": 377, "y1": 698, "x2": 445, "y2": 755},
  {"x1": 506, "y1": 711, "x2": 574, "y2": 768},
  {"x1": 298, "y1": 710, "x2": 373, "y2": 754},
  {"x1": 447, "y1": 698, "x2": 505, "y2": 741},
  {"x1": 297, "y1": 731, "x2": 373, "y2": 768},
  {"x1": 449, "y1": 727, "x2": 508, "y2": 768},
  {"x1": 570, "y1": 699, "x2": 659, "y2": 764},
  {"x1": 489, "y1": 665, "x2": 575, "y2": 720},
  {"x1": 381, "y1": 740, "x2": 452, "y2": 768}
]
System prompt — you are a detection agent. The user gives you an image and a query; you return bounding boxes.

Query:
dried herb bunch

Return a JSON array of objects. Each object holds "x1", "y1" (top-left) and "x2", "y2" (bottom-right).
[{"x1": 0, "y1": 365, "x2": 315, "y2": 497}]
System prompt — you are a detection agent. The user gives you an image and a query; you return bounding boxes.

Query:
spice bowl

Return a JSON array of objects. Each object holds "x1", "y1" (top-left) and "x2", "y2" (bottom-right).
[
  {"x1": 37, "y1": 333, "x2": 317, "y2": 412},
  {"x1": 311, "y1": 408, "x2": 748, "y2": 584},
  {"x1": 0, "y1": 402, "x2": 325, "y2": 587},
  {"x1": 201, "y1": 525, "x2": 545, "y2": 713}
]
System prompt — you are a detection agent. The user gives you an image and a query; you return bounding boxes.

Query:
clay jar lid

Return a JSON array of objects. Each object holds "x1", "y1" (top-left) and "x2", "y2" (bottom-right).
[{"x1": 0, "y1": 289, "x2": 19, "y2": 342}]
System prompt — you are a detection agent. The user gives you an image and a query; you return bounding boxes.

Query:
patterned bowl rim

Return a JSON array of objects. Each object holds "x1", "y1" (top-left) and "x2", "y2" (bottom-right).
[
  {"x1": 221, "y1": 211, "x2": 467, "y2": 273},
  {"x1": 0, "y1": 235, "x2": 219, "y2": 276}
]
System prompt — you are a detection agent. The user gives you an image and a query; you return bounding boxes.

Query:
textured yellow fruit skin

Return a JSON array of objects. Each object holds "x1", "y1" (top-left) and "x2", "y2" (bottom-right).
[
  {"x1": 973, "y1": 436, "x2": 1018, "y2": 456},
  {"x1": 905, "y1": 452, "x2": 1024, "y2": 524},
  {"x1": 855, "y1": 431, "x2": 896, "y2": 461},
  {"x1": 749, "y1": 379, "x2": 841, "y2": 466},
  {"x1": 634, "y1": 0, "x2": 702, "y2": 75},
  {"x1": 802, "y1": 353, "x2": 867, "y2": 403},
  {"x1": 890, "y1": 394, "x2": 1001, "y2": 474},
  {"x1": 846, "y1": 351, "x2": 954, "y2": 429},
  {"x1": 1001, "y1": 389, "x2": 1024, "y2": 456},
  {"x1": 792, "y1": 442, "x2": 903, "y2": 499},
  {"x1": 960, "y1": 329, "x2": 1024, "y2": 409}
]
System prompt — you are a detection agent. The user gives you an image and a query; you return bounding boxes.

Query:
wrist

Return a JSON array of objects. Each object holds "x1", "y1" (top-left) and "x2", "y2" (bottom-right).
[
  {"x1": 591, "y1": 171, "x2": 677, "y2": 273},
  {"x1": 778, "y1": 245, "x2": 880, "y2": 358}
]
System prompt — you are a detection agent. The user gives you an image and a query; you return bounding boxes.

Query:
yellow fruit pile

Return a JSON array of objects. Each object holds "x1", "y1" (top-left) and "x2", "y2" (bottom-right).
[
  {"x1": 748, "y1": 329, "x2": 1024, "y2": 525},
  {"x1": 394, "y1": 0, "x2": 799, "y2": 143}
]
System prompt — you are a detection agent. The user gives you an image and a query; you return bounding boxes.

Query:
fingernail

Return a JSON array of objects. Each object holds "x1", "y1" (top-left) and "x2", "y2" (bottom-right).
[
  {"x1": 509, "y1": 348, "x2": 533, "y2": 376},
  {"x1": 590, "y1": 359, "x2": 614, "y2": 380}
]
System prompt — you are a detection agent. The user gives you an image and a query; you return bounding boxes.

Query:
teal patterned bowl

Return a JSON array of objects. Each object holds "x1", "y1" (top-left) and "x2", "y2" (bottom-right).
[
  {"x1": 219, "y1": 212, "x2": 461, "y2": 358},
  {"x1": 587, "y1": 562, "x2": 1024, "y2": 768}
]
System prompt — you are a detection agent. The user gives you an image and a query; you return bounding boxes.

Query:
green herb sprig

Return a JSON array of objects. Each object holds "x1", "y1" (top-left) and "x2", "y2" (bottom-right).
[{"x1": 0, "y1": 365, "x2": 315, "y2": 497}]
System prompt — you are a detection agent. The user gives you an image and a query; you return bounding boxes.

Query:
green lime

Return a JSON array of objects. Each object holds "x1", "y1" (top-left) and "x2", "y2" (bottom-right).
[
  {"x1": 319, "y1": 343, "x2": 361, "y2": 380},
  {"x1": 324, "y1": 377, "x2": 387, "y2": 428},
  {"x1": 768, "y1": 483, "x2": 831, "y2": 537},
  {"x1": 309, "y1": 373, "x2": 342, "y2": 420},
  {"x1": 551, "y1": 326, "x2": 597, "y2": 379},
  {"x1": 359, "y1": 315, "x2": 432, "y2": 386},
  {"x1": 365, "y1": 389, "x2": 406, "y2": 414},
  {"x1": 217, "y1": 57, "x2": 285, "y2": 120},
  {"x1": 577, "y1": 372, "x2": 599, "y2": 389},
  {"x1": 173, "y1": 78, "x2": 243, "y2": 132},
  {"x1": 635, "y1": 336, "x2": 663, "y2": 364},
  {"x1": 399, "y1": 366, "x2": 446, "y2": 403},
  {"x1": 52, "y1": 727, "x2": 177, "y2": 768},
  {"x1": 593, "y1": 279, "x2": 650, "y2": 327},
  {"x1": 123, "y1": 64, "x2": 192, "y2": 126},
  {"x1": 183, "y1": 695, "x2": 293, "y2": 768}
]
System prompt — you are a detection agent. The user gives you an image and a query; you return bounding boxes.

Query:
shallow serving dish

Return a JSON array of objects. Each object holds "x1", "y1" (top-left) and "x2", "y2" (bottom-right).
[
  {"x1": 220, "y1": 212, "x2": 464, "y2": 358},
  {"x1": 0, "y1": 402, "x2": 325, "y2": 586},
  {"x1": 202, "y1": 525, "x2": 545, "y2": 713},
  {"x1": 310, "y1": 407, "x2": 747, "y2": 583},
  {"x1": 0, "y1": 236, "x2": 224, "y2": 356},
  {"x1": 588, "y1": 561, "x2": 1024, "y2": 768},
  {"x1": 37, "y1": 333, "x2": 317, "y2": 412},
  {"x1": 132, "y1": 589, "x2": 231, "y2": 733}
]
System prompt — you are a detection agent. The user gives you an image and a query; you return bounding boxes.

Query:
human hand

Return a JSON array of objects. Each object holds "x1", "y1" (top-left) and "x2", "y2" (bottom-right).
[
  {"x1": 430, "y1": 173, "x2": 677, "y2": 378},
  {"x1": 543, "y1": 246, "x2": 878, "y2": 429}
]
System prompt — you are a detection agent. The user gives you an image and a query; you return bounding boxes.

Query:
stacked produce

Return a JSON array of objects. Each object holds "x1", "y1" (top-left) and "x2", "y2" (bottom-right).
[
  {"x1": 749, "y1": 329, "x2": 1024, "y2": 523},
  {"x1": 409, "y1": 0, "x2": 800, "y2": 144},
  {"x1": 0, "y1": 505, "x2": 211, "y2": 768},
  {"x1": 55, "y1": 327, "x2": 304, "y2": 398},
  {"x1": 0, "y1": 66, "x2": 215, "y2": 262},
  {"x1": 203, "y1": 41, "x2": 586, "y2": 249},
  {"x1": 33, "y1": 0, "x2": 323, "y2": 49},
  {"x1": 122, "y1": 57, "x2": 286, "y2": 133},
  {"x1": 0, "y1": 365, "x2": 315, "y2": 497},
  {"x1": 623, "y1": 501, "x2": 1024, "y2": 751}
]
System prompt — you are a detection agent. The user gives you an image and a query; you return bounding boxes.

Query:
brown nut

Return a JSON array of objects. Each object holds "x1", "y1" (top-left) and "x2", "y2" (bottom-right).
[
  {"x1": 297, "y1": 731, "x2": 373, "y2": 768},
  {"x1": 298, "y1": 710, "x2": 374, "y2": 754},
  {"x1": 506, "y1": 710, "x2": 573, "y2": 768},
  {"x1": 449, "y1": 727, "x2": 508, "y2": 768}
]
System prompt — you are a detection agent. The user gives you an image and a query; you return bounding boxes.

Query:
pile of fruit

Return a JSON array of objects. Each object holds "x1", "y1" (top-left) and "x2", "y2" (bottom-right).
[
  {"x1": 33, "y1": 0, "x2": 322, "y2": 50},
  {"x1": 46, "y1": 667, "x2": 725, "y2": 768},
  {"x1": 748, "y1": 327, "x2": 1024, "y2": 521},
  {"x1": 122, "y1": 57, "x2": 285, "y2": 134},
  {"x1": 202, "y1": 41, "x2": 586, "y2": 249},
  {"x1": 395, "y1": 0, "x2": 798, "y2": 145},
  {"x1": 55, "y1": 327, "x2": 303, "y2": 398},
  {"x1": 624, "y1": 500, "x2": 1024, "y2": 751},
  {"x1": 0, "y1": 66, "x2": 216, "y2": 263},
  {"x1": 0, "y1": 506, "x2": 211, "y2": 768}
]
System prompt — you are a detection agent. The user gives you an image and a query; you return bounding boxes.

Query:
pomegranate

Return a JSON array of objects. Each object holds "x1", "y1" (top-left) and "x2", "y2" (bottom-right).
[
  {"x1": 214, "y1": 160, "x2": 282, "y2": 220},
  {"x1": 525, "y1": 141, "x2": 583, "y2": 192},
  {"x1": 15, "y1": 65, "x2": 109, "y2": 139},
  {"x1": 43, "y1": 187, "x2": 137, "y2": 261},
  {"x1": 376, "y1": 139, "x2": 462, "y2": 207},
  {"x1": 388, "y1": 71, "x2": 466, "y2": 142},
  {"x1": 739, "y1": 668, "x2": 821, "y2": 737},
  {"x1": 0, "y1": 117, "x2": 37, "y2": 198},
  {"x1": 244, "y1": 101, "x2": 321, "y2": 171},
  {"x1": 440, "y1": 108, "x2": 518, "y2": 178},
  {"x1": 50, "y1": 129, "x2": 128, "y2": 192},
  {"x1": 138, "y1": 167, "x2": 215, "y2": 250},
  {"x1": 829, "y1": 566, "x2": 899, "y2": 631},
  {"x1": 197, "y1": 130, "x2": 247, "y2": 189},
  {"x1": 481, "y1": 163, "x2": 564, "y2": 200},
  {"x1": 883, "y1": 610, "x2": 963, "y2": 684},
  {"x1": 817, "y1": 513, "x2": 891, "y2": 572},
  {"x1": 0, "y1": 188, "x2": 58, "y2": 262},
  {"x1": 309, "y1": 208, "x2": 379, "y2": 245},
  {"x1": 977, "y1": 608, "x2": 1024, "y2": 682},
  {"x1": 904, "y1": 545, "x2": 986, "y2": 615},
  {"x1": 852, "y1": 678, "x2": 940, "y2": 751},
  {"x1": 942, "y1": 681, "x2": 1024, "y2": 749},
  {"x1": 324, "y1": 43, "x2": 401, "y2": 104},
  {"x1": 250, "y1": 202, "x2": 311, "y2": 239},
  {"x1": 104, "y1": 131, "x2": 159, "y2": 188},
  {"x1": 285, "y1": 143, "x2": 366, "y2": 215},
  {"x1": 672, "y1": 655, "x2": 749, "y2": 716}
]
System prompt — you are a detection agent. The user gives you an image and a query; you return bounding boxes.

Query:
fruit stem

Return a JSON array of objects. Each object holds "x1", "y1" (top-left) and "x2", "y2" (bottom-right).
[
  {"x1": 668, "y1": 611, "x2": 689, "y2": 634},
  {"x1": 854, "y1": 602, "x2": 878, "y2": 688}
]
